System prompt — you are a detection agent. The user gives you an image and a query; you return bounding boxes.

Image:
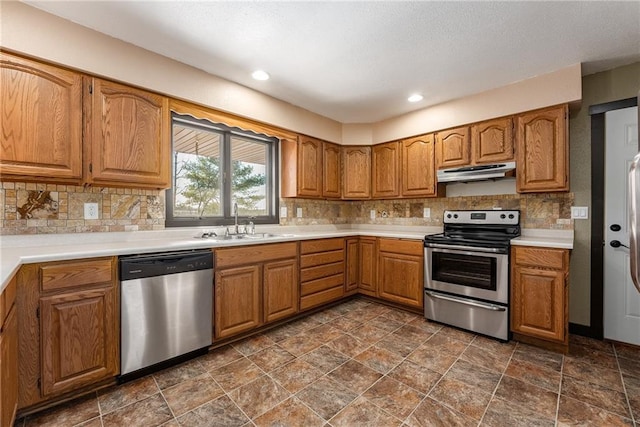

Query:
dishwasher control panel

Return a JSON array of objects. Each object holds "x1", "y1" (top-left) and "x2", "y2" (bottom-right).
[{"x1": 119, "y1": 250, "x2": 214, "y2": 280}]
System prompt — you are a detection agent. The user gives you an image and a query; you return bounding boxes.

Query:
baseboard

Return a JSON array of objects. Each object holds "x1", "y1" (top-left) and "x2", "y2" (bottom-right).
[{"x1": 569, "y1": 322, "x2": 601, "y2": 339}]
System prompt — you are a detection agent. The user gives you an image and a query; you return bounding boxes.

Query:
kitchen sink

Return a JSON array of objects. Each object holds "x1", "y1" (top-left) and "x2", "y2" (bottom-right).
[{"x1": 195, "y1": 232, "x2": 294, "y2": 241}]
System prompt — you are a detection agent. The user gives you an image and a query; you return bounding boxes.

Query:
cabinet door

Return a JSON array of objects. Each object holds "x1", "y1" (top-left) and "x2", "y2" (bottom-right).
[
  {"x1": 297, "y1": 136, "x2": 323, "y2": 197},
  {"x1": 0, "y1": 53, "x2": 83, "y2": 183},
  {"x1": 377, "y1": 240, "x2": 424, "y2": 308},
  {"x1": 436, "y1": 126, "x2": 470, "y2": 169},
  {"x1": 85, "y1": 77, "x2": 170, "y2": 188},
  {"x1": 346, "y1": 238, "x2": 359, "y2": 293},
  {"x1": 358, "y1": 238, "x2": 377, "y2": 296},
  {"x1": 264, "y1": 259, "x2": 298, "y2": 323},
  {"x1": 215, "y1": 265, "x2": 261, "y2": 338},
  {"x1": 471, "y1": 117, "x2": 514, "y2": 164},
  {"x1": 40, "y1": 286, "x2": 118, "y2": 397},
  {"x1": 511, "y1": 266, "x2": 565, "y2": 342},
  {"x1": 372, "y1": 141, "x2": 400, "y2": 198},
  {"x1": 401, "y1": 135, "x2": 438, "y2": 197},
  {"x1": 342, "y1": 146, "x2": 371, "y2": 199},
  {"x1": 0, "y1": 307, "x2": 18, "y2": 427},
  {"x1": 516, "y1": 105, "x2": 568, "y2": 192},
  {"x1": 323, "y1": 142, "x2": 341, "y2": 198}
]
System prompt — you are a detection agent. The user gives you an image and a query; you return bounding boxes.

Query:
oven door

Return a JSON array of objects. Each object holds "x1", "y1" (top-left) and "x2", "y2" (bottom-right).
[{"x1": 424, "y1": 245, "x2": 508, "y2": 304}]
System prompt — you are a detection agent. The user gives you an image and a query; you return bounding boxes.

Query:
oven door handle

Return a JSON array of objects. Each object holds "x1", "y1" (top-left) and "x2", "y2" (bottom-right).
[
  {"x1": 425, "y1": 290, "x2": 507, "y2": 312},
  {"x1": 425, "y1": 243, "x2": 505, "y2": 254}
]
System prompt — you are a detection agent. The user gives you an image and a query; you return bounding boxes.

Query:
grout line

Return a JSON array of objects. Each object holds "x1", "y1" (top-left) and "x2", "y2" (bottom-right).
[
  {"x1": 553, "y1": 349, "x2": 564, "y2": 427},
  {"x1": 613, "y1": 344, "x2": 637, "y2": 425},
  {"x1": 477, "y1": 340, "x2": 516, "y2": 426},
  {"x1": 153, "y1": 376, "x2": 178, "y2": 425}
]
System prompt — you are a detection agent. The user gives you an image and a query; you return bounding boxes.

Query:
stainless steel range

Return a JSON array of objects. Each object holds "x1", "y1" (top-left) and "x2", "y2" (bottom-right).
[{"x1": 423, "y1": 209, "x2": 520, "y2": 341}]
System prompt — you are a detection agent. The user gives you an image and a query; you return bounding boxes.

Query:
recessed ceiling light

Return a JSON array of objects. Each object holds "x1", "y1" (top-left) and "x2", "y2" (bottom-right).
[
  {"x1": 252, "y1": 70, "x2": 270, "y2": 81},
  {"x1": 408, "y1": 94, "x2": 423, "y2": 103}
]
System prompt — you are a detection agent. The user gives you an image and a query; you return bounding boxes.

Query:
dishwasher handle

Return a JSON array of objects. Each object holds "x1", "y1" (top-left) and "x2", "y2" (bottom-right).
[{"x1": 120, "y1": 250, "x2": 214, "y2": 281}]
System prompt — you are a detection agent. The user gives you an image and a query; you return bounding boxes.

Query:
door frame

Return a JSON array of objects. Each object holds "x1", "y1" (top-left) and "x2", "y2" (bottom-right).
[{"x1": 584, "y1": 97, "x2": 638, "y2": 339}]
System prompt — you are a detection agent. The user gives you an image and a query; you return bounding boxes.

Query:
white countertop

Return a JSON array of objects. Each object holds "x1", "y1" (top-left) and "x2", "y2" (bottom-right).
[{"x1": 0, "y1": 225, "x2": 573, "y2": 293}]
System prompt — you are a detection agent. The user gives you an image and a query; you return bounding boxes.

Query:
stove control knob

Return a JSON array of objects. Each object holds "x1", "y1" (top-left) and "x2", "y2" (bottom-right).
[
  {"x1": 453, "y1": 214, "x2": 458, "y2": 219},
  {"x1": 508, "y1": 214, "x2": 514, "y2": 219},
  {"x1": 447, "y1": 214, "x2": 452, "y2": 219},
  {"x1": 500, "y1": 214, "x2": 506, "y2": 219}
]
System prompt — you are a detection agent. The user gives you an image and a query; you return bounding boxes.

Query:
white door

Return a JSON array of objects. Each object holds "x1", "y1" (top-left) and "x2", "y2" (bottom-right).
[{"x1": 604, "y1": 106, "x2": 640, "y2": 345}]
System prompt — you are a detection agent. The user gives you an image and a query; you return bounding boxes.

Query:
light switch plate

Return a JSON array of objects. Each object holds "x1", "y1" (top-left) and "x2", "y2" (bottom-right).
[
  {"x1": 280, "y1": 207, "x2": 287, "y2": 218},
  {"x1": 296, "y1": 207, "x2": 303, "y2": 218},
  {"x1": 571, "y1": 206, "x2": 589, "y2": 219},
  {"x1": 423, "y1": 208, "x2": 431, "y2": 218},
  {"x1": 370, "y1": 210, "x2": 376, "y2": 219},
  {"x1": 84, "y1": 203, "x2": 99, "y2": 220}
]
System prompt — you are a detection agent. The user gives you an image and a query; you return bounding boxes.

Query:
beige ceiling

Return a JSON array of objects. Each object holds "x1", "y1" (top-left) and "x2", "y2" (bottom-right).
[{"x1": 25, "y1": 1, "x2": 640, "y2": 123}]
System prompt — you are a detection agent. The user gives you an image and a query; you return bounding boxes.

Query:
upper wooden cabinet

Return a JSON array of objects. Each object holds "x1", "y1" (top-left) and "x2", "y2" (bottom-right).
[
  {"x1": 322, "y1": 142, "x2": 341, "y2": 198},
  {"x1": 401, "y1": 135, "x2": 441, "y2": 198},
  {"x1": 372, "y1": 141, "x2": 400, "y2": 198},
  {"x1": 471, "y1": 117, "x2": 514, "y2": 164},
  {"x1": 281, "y1": 135, "x2": 341, "y2": 199},
  {"x1": 342, "y1": 146, "x2": 371, "y2": 199},
  {"x1": 516, "y1": 105, "x2": 568, "y2": 193},
  {"x1": 436, "y1": 126, "x2": 470, "y2": 169},
  {"x1": 0, "y1": 52, "x2": 83, "y2": 183},
  {"x1": 84, "y1": 77, "x2": 170, "y2": 189}
]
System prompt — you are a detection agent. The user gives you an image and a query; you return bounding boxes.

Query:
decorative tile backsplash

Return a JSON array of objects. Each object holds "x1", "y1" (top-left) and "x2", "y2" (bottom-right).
[
  {"x1": 0, "y1": 182, "x2": 165, "y2": 235},
  {"x1": 1, "y1": 181, "x2": 574, "y2": 234}
]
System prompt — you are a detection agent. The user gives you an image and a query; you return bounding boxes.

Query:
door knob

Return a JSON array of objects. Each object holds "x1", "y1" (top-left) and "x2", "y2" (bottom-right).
[
  {"x1": 610, "y1": 224, "x2": 622, "y2": 232},
  {"x1": 610, "y1": 240, "x2": 629, "y2": 249}
]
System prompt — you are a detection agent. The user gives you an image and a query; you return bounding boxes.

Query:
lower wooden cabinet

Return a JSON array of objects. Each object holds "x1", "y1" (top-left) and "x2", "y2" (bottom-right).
[
  {"x1": 358, "y1": 237, "x2": 377, "y2": 296},
  {"x1": 511, "y1": 246, "x2": 569, "y2": 345},
  {"x1": 345, "y1": 238, "x2": 359, "y2": 294},
  {"x1": 1, "y1": 276, "x2": 18, "y2": 427},
  {"x1": 16, "y1": 257, "x2": 118, "y2": 409},
  {"x1": 215, "y1": 243, "x2": 298, "y2": 340},
  {"x1": 300, "y1": 238, "x2": 345, "y2": 310},
  {"x1": 377, "y1": 238, "x2": 424, "y2": 308}
]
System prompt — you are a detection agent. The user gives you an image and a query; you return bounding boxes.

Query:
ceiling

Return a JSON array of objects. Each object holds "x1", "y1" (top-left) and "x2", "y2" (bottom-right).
[{"x1": 25, "y1": 1, "x2": 640, "y2": 123}]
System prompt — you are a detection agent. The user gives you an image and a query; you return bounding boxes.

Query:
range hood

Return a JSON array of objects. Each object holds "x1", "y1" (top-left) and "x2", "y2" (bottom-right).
[{"x1": 437, "y1": 162, "x2": 516, "y2": 183}]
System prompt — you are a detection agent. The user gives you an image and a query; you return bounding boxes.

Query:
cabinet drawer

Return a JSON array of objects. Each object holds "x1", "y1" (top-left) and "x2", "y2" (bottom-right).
[
  {"x1": 300, "y1": 238, "x2": 344, "y2": 254},
  {"x1": 216, "y1": 243, "x2": 297, "y2": 268},
  {"x1": 300, "y1": 286, "x2": 344, "y2": 311},
  {"x1": 513, "y1": 246, "x2": 567, "y2": 270},
  {"x1": 40, "y1": 258, "x2": 114, "y2": 292},
  {"x1": 300, "y1": 250, "x2": 344, "y2": 268},
  {"x1": 300, "y1": 262, "x2": 344, "y2": 282},
  {"x1": 1, "y1": 274, "x2": 17, "y2": 327},
  {"x1": 378, "y1": 238, "x2": 423, "y2": 256},
  {"x1": 300, "y1": 274, "x2": 344, "y2": 296}
]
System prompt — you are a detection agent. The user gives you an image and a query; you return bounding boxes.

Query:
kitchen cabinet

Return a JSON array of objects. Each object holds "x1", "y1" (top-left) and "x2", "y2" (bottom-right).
[
  {"x1": 16, "y1": 257, "x2": 118, "y2": 408},
  {"x1": 372, "y1": 141, "x2": 400, "y2": 198},
  {"x1": 342, "y1": 146, "x2": 371, "y2": 199},
  {"x1": 436, "y1": 126, "x2": 470, "y2": 169},
  {"x1": 511, "y1": 246, "x2": 569, "y2": 347},
  {"x1": 84, "y1": 77, "x2": 171, "y2": 189},
  {"x1": 377, "y1": 238, "x2": 424, "y2": 308},
  {"x1": 0, "y1": 276, "x2": 18, "y2": 427},
  {"x1": 300, "y1": 238, "x2": 345, "y2": 310},
  {"x1": 358, "y1": 237, "x2": 377, "y2": 297},
  {"x1": 0, "y1": 52, "x2": 83, "y2": 184},
  {"x1": 471, "y1": 117, "x2": 514, "y2": 164},
  {"x1": 401, "y1": 134, "x2": 442, "y2": 198},
  {"x1": 516, "y1": 104, "x2": 568, "y2": 192},
  {"x1": 215, "y1": 243, "x2": 298, "y2": 339},
  {"x1": 345, "y1": 238, "x2": 359, "y2": 294},
  {"x1": 323, "y1": 142, "x2": 342, "y2": 198}
]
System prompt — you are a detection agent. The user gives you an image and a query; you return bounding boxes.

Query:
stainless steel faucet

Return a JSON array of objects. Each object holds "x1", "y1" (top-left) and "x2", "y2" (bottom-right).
[{"x1": 233, "y1": 202, "x2": 239, "y2": 234}]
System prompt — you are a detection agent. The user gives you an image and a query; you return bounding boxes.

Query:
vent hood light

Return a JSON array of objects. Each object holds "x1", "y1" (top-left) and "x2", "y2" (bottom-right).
[
  {"x1": 437, "y1": 162, "x2": 516, "y2": 183},
  {"x1": 252, "y1": 70, "x2": 270, "y2": 81},
  {"x1": 408, "y1": 94, "x2": 423, "y2": 103}
]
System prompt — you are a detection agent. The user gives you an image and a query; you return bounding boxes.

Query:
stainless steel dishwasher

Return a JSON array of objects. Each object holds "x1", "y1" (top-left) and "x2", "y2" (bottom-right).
[{"x1": 119, "y1": 250, "x2": 213, "y2": 376}]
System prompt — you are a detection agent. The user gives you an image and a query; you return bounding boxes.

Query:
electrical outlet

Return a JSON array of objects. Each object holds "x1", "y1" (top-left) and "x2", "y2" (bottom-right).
[
  {"x1": 370, "y1": 210, "x2": 376, "y2": 219},
  {"x1": 280, "y1": 207, "x2": 288, "y2": 218},
  {"x1": 296, "y1": 207, "x2": 303, "y2": 218},
  {"x1": 423, "y1": 208, "x2": 431, "y2": 218},
  {"x1": 571, "y1": 206, "x2": 589, "y2": 219},
  {"x1": 84, "y1": 202, "x2": 99, "y2": 220}
]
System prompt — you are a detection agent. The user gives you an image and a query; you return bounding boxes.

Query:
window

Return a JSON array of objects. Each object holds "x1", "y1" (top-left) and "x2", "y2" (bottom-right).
[{"x1": 166, "y1": 113, "x2": 279, "y2": 227}]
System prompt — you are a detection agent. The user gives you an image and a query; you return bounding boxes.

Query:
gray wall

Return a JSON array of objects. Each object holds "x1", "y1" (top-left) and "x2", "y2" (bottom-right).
[{"x1": 569, "y1": 61, "x2": 640, "y2": 326}]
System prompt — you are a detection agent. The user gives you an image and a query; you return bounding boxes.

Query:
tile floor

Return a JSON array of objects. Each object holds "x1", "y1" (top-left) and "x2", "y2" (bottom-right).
[{"x1": 18, "y1": 298, "x2": 640, "y2": 426}]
